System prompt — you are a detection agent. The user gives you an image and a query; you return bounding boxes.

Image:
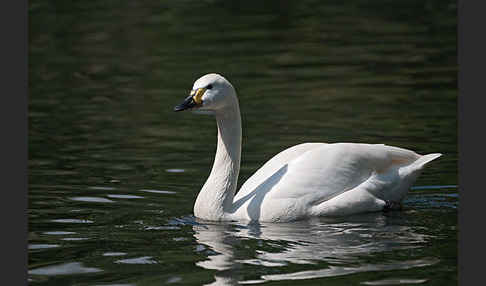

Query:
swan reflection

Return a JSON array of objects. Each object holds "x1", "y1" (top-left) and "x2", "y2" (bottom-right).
[{"x1": 192, "y1": 213, "x2": 437, "y2": 284}]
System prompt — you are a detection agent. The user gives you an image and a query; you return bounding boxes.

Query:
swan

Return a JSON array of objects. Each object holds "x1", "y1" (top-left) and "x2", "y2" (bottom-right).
[{"x1": 174, "y1": 73, "x2": 442, "y2": 222}]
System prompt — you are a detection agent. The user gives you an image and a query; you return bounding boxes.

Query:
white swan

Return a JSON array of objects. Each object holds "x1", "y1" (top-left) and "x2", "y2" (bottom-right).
[{"x1": 174, "y1": 73, "x2": 442, "y2": 222}]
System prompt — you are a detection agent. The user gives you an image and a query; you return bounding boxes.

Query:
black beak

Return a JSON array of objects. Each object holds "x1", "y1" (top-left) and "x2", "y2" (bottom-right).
[{"x1": 174, "y1": 95, "x2": 197, "y2": 112}]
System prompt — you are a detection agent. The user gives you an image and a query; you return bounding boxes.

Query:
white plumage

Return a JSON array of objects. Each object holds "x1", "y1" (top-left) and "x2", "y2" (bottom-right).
[{"x1": 174, "y1": 73, "x2": 441, "y2": 222}]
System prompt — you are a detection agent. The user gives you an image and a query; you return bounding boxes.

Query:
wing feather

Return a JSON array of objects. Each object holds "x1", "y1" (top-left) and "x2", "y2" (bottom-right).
[
  {"x1": 264, "y1": 143, "x2": 420, "y2": 204},
  {"x1": 234, "y1": 143, "x2": 325, "y2": 200}
]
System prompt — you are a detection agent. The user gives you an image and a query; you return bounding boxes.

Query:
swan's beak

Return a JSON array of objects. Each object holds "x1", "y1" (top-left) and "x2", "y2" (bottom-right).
[
  {"x1": 174, "y1": 95, "x2": 197, "y2": 112},
  {"x1": 174, "y1": 88, "x2": 206, "y2": 112}
]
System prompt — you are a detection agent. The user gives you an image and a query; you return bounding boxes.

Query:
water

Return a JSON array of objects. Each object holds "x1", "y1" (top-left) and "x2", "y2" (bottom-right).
[{"x1": 29, "y1": 0, "x2": 457, "y2": 285}]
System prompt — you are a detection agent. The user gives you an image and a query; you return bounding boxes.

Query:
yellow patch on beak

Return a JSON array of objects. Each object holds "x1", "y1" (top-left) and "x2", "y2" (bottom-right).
[{"x1": 191, "y1": 88, "x2": 206, "y2": 105}]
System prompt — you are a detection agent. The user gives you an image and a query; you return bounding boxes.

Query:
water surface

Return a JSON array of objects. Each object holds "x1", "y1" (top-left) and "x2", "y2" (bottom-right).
[{"x1": 29, "y1": 0, "x2": 457, "y2": 285}]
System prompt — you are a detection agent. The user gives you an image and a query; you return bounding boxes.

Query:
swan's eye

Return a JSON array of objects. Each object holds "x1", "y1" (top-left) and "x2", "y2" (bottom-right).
[{"x1": 206, "y1": 84, "x2": 213, "y2": 90}]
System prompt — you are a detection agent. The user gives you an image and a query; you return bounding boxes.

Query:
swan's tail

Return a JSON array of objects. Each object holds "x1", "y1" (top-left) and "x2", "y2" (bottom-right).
[
  {"x1": 390, "y1": 153, "x2": 442, "y2": 200},
  {"x1": 414, "y1": 153, "x2": 442, "y2": 169},
  {"x1": 402, "y1": 153, "x2": 442, "y2": 179}
]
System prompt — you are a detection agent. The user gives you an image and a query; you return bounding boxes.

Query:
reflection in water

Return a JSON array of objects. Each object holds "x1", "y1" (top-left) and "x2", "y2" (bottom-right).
[
  {"x1": 139, "y1": 189, "x2": 177, "y2": 194},
  {"x1": 194, "y1": 223, "x2": 235, "y2": 272},
  {"x1": 42, "y1": 231, "x2": 76, "y2": 235},
  {"x1": 106, "y1": 194, "x2": 144, "y2": 199},
  {"x1": 87, "y1": 186, "x2": 117, "y2": 191},
  {"x1": 69, "y1": 196, "x2": 115, "y2": 203},
  {"x1": 361, "y1": 278, "x2": 428, "y2": 285},
  {"x1": 260, "y1": 258, "x2": 438, "y2": 282},
  {"x1": 50, "y1": 219, "x2": 94, "y2": 224},
  {"x1": 29, "y1": 262, "x2": 102, "y2": 276},
  {"x1": 102, "y1": 252, "x2": 127, "y2": 257},
  {"x1": 61, "y1": 237, "x2": 90, "y2": 241},
  {"x1": 115, "y1": 256, "x2": 158, "y2": 265},
  {"x1": 29, "y1": 244, "x2": 60, "y2": 250},
  {"x1": 193, "y1": 214, "x2": 437, "y2": 284}
]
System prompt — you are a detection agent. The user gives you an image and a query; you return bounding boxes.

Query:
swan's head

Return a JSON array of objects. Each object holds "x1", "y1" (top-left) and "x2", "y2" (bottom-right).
[{"x1": 174, "y1": 73, "x2": 237, "y2": 114}]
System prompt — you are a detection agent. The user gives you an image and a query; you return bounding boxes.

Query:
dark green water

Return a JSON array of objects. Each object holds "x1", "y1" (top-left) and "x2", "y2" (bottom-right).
[{"x1": 29, "y1": 0, "x2": 457, "y2": 285}]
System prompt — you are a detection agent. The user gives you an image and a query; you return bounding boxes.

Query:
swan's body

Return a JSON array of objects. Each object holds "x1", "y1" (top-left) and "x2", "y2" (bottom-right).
[{"x1": 174, "y1": 73, "x2": 441, "y2": 222}]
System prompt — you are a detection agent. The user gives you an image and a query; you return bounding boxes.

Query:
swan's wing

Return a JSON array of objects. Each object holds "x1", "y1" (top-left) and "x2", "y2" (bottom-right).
[
  {"x1": 234, "y1": 143, "x2": 326, "y2": 200},
  {"x1": 268, "y1": 143, "x2": 422, "y2": 204}
]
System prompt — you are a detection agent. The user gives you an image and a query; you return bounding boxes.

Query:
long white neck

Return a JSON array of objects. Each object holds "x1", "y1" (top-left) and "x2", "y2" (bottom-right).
[{"x1": 194, "y1": 99, "x2": 241, "y2": 220}]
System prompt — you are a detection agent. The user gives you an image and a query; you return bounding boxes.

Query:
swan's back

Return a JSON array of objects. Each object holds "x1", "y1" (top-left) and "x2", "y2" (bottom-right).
[
  {"x1": 271, "y1": 143, "x2": 420, "y2": 201},
  {"x1": 232, "y1": 142, "x2": 441, "y2": 221}
]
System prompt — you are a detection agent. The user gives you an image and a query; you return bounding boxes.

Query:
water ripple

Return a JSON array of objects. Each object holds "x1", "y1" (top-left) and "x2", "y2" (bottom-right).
[
  {"x1": 51, "y1": 219, "x2": 94, "y2": 224},
  {"x1": 69, "y1": 196, "x2": 115, "y2": 203},
  {"x1": 259, "y1": 258, "x2": 439, "y2": 282},
  {"x1": 29, "y1": 262, "x2": 102, "y2": 276},
  {"x1": 115, "y1": 256, "x2": 157, "y2": 265},
  {"x1": 29, "y1": 244, "x2": 60, "y2": 250},
  {"x1": 107, "y1": 194, "x2": 144, "y2": 199},
  {"x1": 361, "y1": 278, "x2": 428, "y2": 285}
]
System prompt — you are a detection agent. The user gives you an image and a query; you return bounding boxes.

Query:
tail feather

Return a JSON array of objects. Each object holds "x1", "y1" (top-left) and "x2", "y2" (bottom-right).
[{"x1": 413, "y1": 153, "x2": 442, "y2": 170}]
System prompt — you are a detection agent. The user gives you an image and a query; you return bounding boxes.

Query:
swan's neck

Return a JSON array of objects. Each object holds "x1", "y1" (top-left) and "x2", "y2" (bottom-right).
[{"x1": 194, "y1": 101, "x2": 241, "y2": 220}]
